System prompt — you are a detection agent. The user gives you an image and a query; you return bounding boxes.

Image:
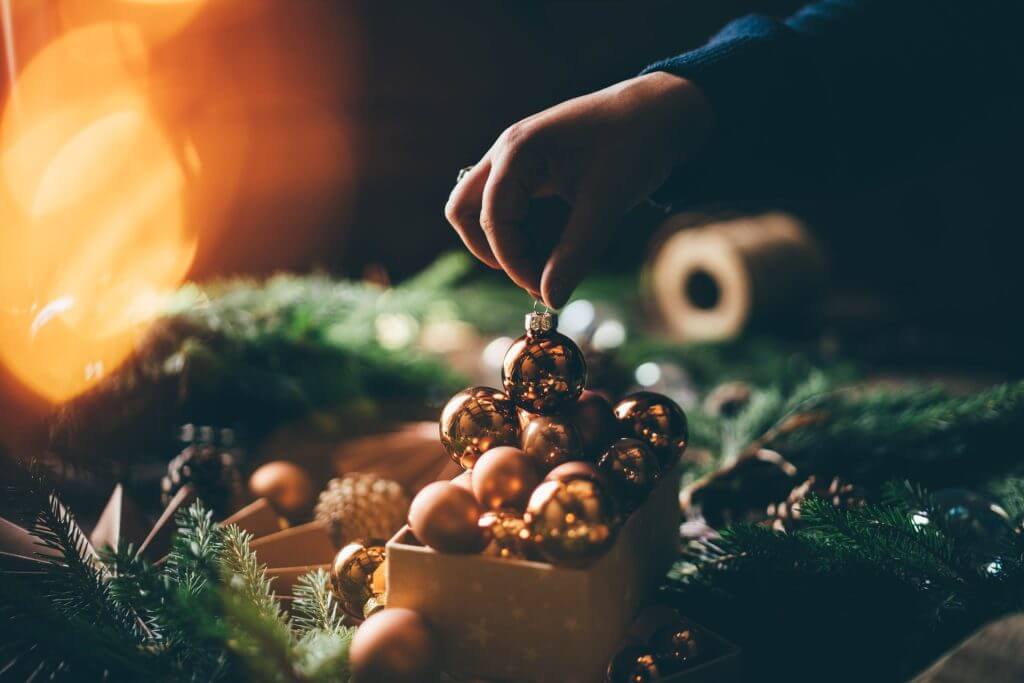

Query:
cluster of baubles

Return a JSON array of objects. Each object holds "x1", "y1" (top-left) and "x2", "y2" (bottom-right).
[
  {"x1": 420, "y1": 309, "x2": 689, "y2": 567},
  {"x1": 607, "y1": 614, "x2": 704, "y2": 683}
]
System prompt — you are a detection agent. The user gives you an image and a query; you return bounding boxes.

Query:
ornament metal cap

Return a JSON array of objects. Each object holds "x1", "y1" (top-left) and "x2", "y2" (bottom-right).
[{"x1": 525, "y1": 305, "x2": 558, "y2": 336}]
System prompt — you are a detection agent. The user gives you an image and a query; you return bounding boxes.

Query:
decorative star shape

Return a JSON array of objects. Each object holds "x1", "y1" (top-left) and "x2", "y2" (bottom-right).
[{"x1": 466, "y1": 618, "x2": 492, "y2": 648}]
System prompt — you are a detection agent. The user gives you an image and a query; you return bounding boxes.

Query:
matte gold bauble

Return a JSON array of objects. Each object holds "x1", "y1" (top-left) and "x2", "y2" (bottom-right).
[
  {"x1": 479, "y1": 509, "x2": 531, "y2": 560},
  {"x1": 650, "y1": 619, "x2": 701, "y2": 670},
  {"x1": 450, "y1": 470, "x2": 473, "y2": 492},
  {"x1": 521, "y1": 415, "x2": 583, "y2": 471},
  {"x1": 606, "y1": 645, "x2": 663, "y2": 683},
  {"x1": 349, "y1": 608, "x2": 441, "y2": 683},
  {"x1": 471, "y1": 446, "x2": 539, "y2": 511},
  {"x1": 439, "y1": 387, "x2": 520, "y2": 470},
  {"x1": 545, "y1": 460, "x2": 605, "y2": 486},
  {"x1": 596, "y1": 438, "x2": 661, "y2": 511},
  {"x1": 330, "y1": 541, "x2": 387, "y2": 621},
  {"x1": 613, "y1": 392, "x2": 688, "y2": 470},
  {"x1": 247, "y1": 461, "x2": 314, "y2": 516},
  {"x1": 525, "y1": 478, "x2": 615, "y2": 567},
  {"x1": 502, "y1": 311, "x2": 587, "y2": 415},
  {"x1": 568, "y1": 390, "x2": 620, "y2": 458},
  {"x1": 408, "y1": 481, "x2": 489, "y2": 553}
]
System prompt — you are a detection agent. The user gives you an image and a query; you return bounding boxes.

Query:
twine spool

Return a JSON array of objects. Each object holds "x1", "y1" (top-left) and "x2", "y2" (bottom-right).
[{"x1": 646, "y1": 212, "x2": 825, "y2": 341}]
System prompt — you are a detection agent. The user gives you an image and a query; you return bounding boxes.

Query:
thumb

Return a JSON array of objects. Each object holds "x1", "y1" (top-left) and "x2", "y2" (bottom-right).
[{"x1": 540, "y1": 176, "x2": 625, "y2": 309}]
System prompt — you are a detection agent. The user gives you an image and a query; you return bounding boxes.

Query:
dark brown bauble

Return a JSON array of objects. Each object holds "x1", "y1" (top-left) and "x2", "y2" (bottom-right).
[
  {"x1": 545, "y1": 460, "x2": 605, "y2": 486},
  {"x1": 568, "y1": 390, "x2": 620, "y2": 458},
  {"x1": 408, "y1": 481, "x2": 489, "y2": 553},
  {"x1": 596, "y1": 438, "x2": 662, "y2": 511},
  {"x1": 471, "y1": 447, "x2": 539, "y2": 511},
  {"x1": 521, "y1": 415, "x2": 583, "y2": 471},
  {"x1": 613, "y1": 392, "x2": 688, "y2": 470},
  {"x1": 439, "y1": 386, "x2": 521, "y2": 470},
  {"x1": 650, "y1": 619, "x2": 701, "y2": 671},
  {"x1": 479, "y1": 509, "x2": 531, "y2": 560},
  {"x1": 248, "y1": 461, "x2": 314, "y2": 517},
  {"x1": 330, "y1": 541, "x2": 387, "y2": 621},
  {"x1": 525, "y1": 478, "x2": 616, "y2": 567},
  {"x1": 502, "y1": 312, "x2": 587, "y2": 415},
  {"x1": 349, "y1": 608, "x2": 441, "y2": 683},
  {"x1": 606, "y1": 645, "x2": 663, "y2": 683}
]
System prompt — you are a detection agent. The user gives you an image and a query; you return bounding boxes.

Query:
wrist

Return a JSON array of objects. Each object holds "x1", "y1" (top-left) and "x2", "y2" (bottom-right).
[{"x1": 635, "y1": 71, "x2": 715, "y2": 165}]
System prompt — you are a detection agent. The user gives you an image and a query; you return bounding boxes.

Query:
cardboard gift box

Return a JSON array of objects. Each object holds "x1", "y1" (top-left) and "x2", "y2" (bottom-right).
[{"x1": 387, "y1": 466, "x2": 682, "y2": 683}]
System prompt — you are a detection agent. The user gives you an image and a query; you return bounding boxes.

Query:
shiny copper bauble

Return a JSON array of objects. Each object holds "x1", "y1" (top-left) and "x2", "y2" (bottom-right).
[
  {"x1": 502, "y1": 331, "x2": 587, "y2": 415},
  {"x1": 439, "y1": 386, "x2": 521, "y2": 470},
  {"x1": 349, "y1": 608, "x2": 441, "y2": 683},
  {"x1": 330, "y1": 540, "x2": 387, "y2": 621},
  {"x1": 479, "y1": 509, "x2": 531, "y2": 560},
  {"x1": 408, "y1": 481, "x2": 489, "y2": 553},
  {"x1": 613, "y1": 392, "x2": 688, "y2": 470},
  {"x1": 521, "y1": 415, "x2": 583, "y2": 471},
  {"x1": 650, "y1": 619, "x2": 701, "y2": 670},
  {"x1": 247, "y1": 460, "x2": 315, "y2": 516},
  {"x1": 545, "y1": 460, "x2": 605, "y2": 486},
  {"x1": 471, "y1": 446, "x2": 539, "y2": 511},
  {"x1": 606, "y1": 645, "x2": 663, "y2": 683},
  {"x1": 525, "y1": 478, "x2": 616, "y2": 567},
  {"x1": 596, "y1": 438, "x2": 661, "y2": 511},
  {"x1": 568, "y1": 390, "x2": 620, "y2": 458}
]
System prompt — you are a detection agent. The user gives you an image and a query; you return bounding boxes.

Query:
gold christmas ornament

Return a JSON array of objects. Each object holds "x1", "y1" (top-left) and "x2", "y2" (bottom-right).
[
  {"x1": 613, "y1": 391, "x2": 688, "y2": 470},
  {"x1": 478, "y1": 509, "x2": 531, "y2": 560},
  {"x1": 439, "y1": 386, "x2": 521, "y2": 470},
  {"x1": 606, "y1": 646, "x2": 663, "y2": 683},
  {"x1": 408, "y1": 481, "x2": 489, "y2": 553},
  {"x1": 568, "y1": 389, "x2": 620, "y2": 458},
  {"x1": 247, "y1": 460, "x2": 314, "y2": 517},
  {"x1": 525, "y1": 478, "x2": 616, "y2": 567},
  {"x1": 315, "y1": 472, "x2": 410, "y2": 548},
  {"x1": 650, "y1": 619, "x2": 701, "y2": 670},
  {"x1": 502, "y1": 310, "x2": 587, "y2": 415},
  {"x1": 596, "y1": 438, "x2": 661, "y2": 511},
  {"x1": 329, "y1": 541, "x2": 387, "y2": 621},
  {"x1": 471, "y1": 446, "x2": 539, "y2": 511},
  {"x1": 521, "y1": 415, "x2": 583, "y2": 471},
  {"x1": 349, "y1": 607, "x2": 441, "y2": 683}
]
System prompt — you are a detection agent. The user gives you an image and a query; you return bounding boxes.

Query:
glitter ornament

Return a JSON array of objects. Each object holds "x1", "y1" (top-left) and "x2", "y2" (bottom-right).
[
  {"x1": 525, "y1": 478, "x2": 616, "y2": 567},
  {"x1": 479, "y1": 509, "x2": 531, "y2": 560},
  {"x1": 315, "y1": 473, "x2": 410, "y2": 548},
  {"x1": 502, "y1": 310, "x2": 587, "y2": 415}
]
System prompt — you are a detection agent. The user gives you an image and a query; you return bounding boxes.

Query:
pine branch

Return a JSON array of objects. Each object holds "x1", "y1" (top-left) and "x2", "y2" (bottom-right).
[
  {"x1": 291, "y1": 569, "x2": 345, "y2": 635},
  {"x1": 219, "y1": 524, "x2": 287, "y2": 626}
]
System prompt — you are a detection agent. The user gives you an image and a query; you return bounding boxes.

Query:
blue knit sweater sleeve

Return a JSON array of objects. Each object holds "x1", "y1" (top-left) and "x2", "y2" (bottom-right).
[{"x1": 643, "y1": 0, "x2": 1024, "y2": 200}]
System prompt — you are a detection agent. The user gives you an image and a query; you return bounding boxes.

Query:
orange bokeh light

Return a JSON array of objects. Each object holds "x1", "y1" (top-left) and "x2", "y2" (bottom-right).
[{"x1": 0, "y1": 23, "x2": 196, "y2": 403}]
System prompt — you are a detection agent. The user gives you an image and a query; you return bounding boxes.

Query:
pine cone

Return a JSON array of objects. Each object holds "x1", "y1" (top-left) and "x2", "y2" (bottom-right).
[
  {"x1": 315, "y1": 473, "x2": 410, "y2": 547},
  {"x1": 161, "y1": 425, "x2": 244, "y2": 516},
  {"x1": 766, "y1": 475, "x2": 865, "y2": 532}
]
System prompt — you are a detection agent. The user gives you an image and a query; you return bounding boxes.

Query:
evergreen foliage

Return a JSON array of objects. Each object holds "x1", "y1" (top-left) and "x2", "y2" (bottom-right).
[{"x1": 1, "y1": 472, "x2": 355, "y2": 682}]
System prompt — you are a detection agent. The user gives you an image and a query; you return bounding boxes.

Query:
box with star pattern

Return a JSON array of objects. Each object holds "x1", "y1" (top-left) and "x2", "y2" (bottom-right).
[{"x1": 386, "y1": 466, "x2": 682, "y2": 683}]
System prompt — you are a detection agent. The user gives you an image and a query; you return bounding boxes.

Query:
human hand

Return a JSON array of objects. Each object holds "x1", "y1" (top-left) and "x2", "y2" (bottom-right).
[{"x1": 445, "y1": 71, "x2": 713, "y2": 308}]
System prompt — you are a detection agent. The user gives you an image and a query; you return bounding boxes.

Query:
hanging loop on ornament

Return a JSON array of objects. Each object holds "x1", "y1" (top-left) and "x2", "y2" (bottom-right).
[{"x1": 526, "y1": 301, "x2": 558, "y2": 336}]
